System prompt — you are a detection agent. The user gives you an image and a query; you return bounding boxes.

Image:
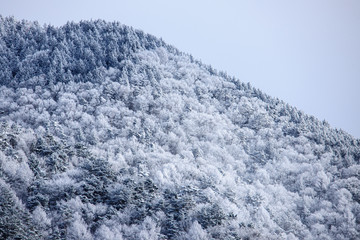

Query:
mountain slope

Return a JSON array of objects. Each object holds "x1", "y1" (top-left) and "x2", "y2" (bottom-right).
[{"x1": 0, "y1": 17, "x2": 359, "y2": 239}]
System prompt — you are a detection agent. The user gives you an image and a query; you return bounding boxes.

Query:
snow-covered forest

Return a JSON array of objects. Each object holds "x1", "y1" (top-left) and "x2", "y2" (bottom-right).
[{"x1": 0, "y1": 16, "x2": 359, "y2": 239}]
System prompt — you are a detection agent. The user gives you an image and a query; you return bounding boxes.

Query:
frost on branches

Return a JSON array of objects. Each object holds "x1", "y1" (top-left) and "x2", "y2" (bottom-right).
[{"x1": 0, "y1": 16, "x2": 359, "y2": 239}]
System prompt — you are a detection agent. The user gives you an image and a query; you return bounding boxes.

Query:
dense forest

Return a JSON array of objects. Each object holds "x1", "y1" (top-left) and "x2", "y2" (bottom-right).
[{"x1": 0, "y1": 16, "x2": 359, "y2": 239}]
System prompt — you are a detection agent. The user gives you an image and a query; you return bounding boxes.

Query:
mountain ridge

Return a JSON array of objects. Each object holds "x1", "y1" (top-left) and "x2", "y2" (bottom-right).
[
  {"x1": 0, "y1": 16, "x2": 359, "y2": 239},
  {"x1": 0, "y1": 16, "x2": 356, "y2": 140}
]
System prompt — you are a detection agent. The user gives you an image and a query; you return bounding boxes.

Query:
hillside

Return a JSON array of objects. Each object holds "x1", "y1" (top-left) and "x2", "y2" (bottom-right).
[{"x1": 0, "y1": 16, "x2": 359, "y2": 239}]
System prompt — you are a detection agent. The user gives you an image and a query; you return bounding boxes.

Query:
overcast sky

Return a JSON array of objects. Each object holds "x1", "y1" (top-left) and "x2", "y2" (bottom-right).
[{"x1": 1, "y1": 0, "x2": 360, "y2": 138}]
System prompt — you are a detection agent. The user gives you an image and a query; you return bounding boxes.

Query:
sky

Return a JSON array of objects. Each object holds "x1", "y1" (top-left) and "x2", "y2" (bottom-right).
[{"x1": 1, "y1": 0, "x2": 360, "y2": 138}]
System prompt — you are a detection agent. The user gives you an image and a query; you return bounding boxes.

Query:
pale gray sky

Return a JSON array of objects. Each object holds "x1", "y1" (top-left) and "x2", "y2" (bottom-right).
[{"x1": 1, "y1": 0, "x2": 360, "y2": 138}]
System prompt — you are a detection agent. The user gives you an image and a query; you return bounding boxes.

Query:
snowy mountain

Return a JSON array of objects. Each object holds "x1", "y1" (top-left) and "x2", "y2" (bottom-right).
[{"x1": 0, "y1": 16, "x2": 359, "y2": 239}]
